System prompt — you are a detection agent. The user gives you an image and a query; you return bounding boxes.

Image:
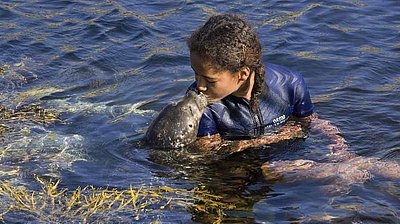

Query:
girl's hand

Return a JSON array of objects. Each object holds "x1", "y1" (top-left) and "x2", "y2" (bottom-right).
[
  {"x1": 309, "y1": 114, "x2": 349, "y2": 152},
  {"x1": 192, "y1": 134, "x2": 222, "y2": 151}
]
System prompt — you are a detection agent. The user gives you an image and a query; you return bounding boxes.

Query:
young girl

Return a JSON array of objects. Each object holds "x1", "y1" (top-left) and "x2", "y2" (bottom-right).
[{"x1": 187, "y1": 14, "x2": 347, "y2": 152}]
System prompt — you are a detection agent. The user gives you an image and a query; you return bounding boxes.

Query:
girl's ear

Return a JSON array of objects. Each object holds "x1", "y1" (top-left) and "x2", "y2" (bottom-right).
[{"x1": 238, "y1": 66, "x2": 251, "y2": 81}]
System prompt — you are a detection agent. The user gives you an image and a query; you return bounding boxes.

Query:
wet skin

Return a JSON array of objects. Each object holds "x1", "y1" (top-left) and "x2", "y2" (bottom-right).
[
  {"x1": 145, "y1": 52, "x2": 256, "y2": 150},
  {"x1": 261, "y1": 150, "x2": 400, "y2": 193},
  {"x1": 145, "y1": 90, "x2": 208, "y2": 148},
  {"x1": 190, "y1": 52, "x2": 253, "y2": 102},
  {"x1": 145, "y1": 52, "x2": 310, "y2": 151}
]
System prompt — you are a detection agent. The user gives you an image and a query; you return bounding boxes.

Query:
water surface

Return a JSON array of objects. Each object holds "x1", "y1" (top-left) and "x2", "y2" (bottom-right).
[{"x1": 0, "y1": 0, "x2": 399, "y2": 223}]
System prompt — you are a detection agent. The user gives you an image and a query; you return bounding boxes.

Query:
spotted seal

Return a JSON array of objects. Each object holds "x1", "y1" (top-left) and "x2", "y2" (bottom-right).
[{"x1": 145, "y1": 90, "x2": 207, "y2": 148}]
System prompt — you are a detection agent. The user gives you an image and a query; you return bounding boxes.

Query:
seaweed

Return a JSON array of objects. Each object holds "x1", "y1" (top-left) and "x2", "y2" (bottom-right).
[
  {"x1": 0, "y1": 60, "x2": 37, "y2": 91},
  {"x1": 0, "y1": 104, "x2": 61, "y2": 140},
  {"x1": 0, "y1": 176, "x2": 235, "y2": 223}
]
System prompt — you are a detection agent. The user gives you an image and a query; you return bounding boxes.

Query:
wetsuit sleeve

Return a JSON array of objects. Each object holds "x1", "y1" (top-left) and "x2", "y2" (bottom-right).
[
  {"x1": 292, "y1": 76, "x2": 314, "y2": 117},
  {"x1": 197, "y1": 107, "x2": 218, "y2": 137}
]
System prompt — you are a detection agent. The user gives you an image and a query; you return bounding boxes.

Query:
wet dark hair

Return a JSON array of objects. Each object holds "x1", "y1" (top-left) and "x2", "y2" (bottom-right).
[{"x1": 187, "y1": 14, "x2": 266, "y2": 107}]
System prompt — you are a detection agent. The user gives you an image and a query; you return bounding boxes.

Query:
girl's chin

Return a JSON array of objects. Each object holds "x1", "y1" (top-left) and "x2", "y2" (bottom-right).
[{"x1": 206, "y1": 97, "x2": 222, "y2": 104}]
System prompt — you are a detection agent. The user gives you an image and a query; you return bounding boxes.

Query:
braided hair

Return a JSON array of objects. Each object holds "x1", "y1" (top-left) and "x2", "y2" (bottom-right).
[{"x1": 187, "y1": 14, "x2": 266, "y2": 107}]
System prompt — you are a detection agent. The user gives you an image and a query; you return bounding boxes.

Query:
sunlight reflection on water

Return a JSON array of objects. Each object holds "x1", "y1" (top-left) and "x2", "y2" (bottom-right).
[{"x1": 0, "y1": 0, "x2": 399, "y2": 222}]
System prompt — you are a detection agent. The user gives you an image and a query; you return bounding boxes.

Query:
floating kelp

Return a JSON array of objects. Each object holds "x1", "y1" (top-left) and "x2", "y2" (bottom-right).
[
  {"x1": 374, "y1": 77, "x2": 400, "y2": 92},
  {"x1": 0, "y1": 97, "x2": 233, "y2": 221},
  {"x1": 82, "y1": 83, "x2": 118, "y2": 99},
  {"x1": 259, "y1": 3, "x2": 320, "y2": 29},
  {"x1": 0, "y1": 63, "x2": 27, "y2": 90},
  {"x1": 0, "y1": 104, "x2": 85, "y2": 179},
  {"x1": 0, "y1": 59, "x2": 37, "y2": 91},
  {"x1": 108, "y1": 99, "x2": 156, "y2": 123},
  {"x1": 0, "y1": 104, "x2": 61, "y2": 137},
  {"x1": 0, "y1": 129, "x2": 86, "y2": 178},
  {"x1": 0, "y1": 176, "x2": 235, "y2": 223},
  {"x1": 9, "y1": 83, "x2": 64, "y2": 105}
]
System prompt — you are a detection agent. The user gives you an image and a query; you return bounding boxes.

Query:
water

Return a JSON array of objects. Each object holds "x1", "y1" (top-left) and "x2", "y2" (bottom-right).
[{"x1": 1, "y1": 0, "x2": 399, "y2": 223}]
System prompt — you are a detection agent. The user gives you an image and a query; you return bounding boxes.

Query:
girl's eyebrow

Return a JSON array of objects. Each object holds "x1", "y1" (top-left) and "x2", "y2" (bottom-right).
[
  {"x1": 196, "y1": 72, "x2": 215, "y2": 80},
  {"x1": 191, "y1": 66, "x2": 217, "y2": 80}
]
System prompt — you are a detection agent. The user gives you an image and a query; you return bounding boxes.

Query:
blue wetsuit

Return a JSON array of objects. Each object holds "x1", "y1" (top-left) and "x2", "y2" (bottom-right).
[{"x1": 189, "y1": 63, "x2": 314, "y2": 139}]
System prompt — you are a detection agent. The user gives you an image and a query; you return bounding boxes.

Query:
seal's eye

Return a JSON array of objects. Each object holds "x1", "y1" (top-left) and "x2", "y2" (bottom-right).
[{"x1": 188, "y1": 124, "x2": 193, "y2": 128}]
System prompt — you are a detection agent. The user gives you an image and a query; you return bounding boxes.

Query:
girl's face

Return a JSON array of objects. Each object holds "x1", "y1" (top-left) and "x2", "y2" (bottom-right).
[{"x1": 190, "y1": 52, "x2": 250, "y2": 103}]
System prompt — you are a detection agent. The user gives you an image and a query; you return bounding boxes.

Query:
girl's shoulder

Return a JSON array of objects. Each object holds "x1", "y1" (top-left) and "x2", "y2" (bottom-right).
[
  {"x1": 263, "y1": 62, "x2": 311, "y2": 106},
  {"x1": 265, "y1": 62, "x2": 305, "y2": 84}
]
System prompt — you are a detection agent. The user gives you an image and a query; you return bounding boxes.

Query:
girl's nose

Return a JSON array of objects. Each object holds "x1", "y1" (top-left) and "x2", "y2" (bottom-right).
[
  {"x1": 197, "y1": 85, "x2": 207, "y2": 92},
  {"x1": 196, "y1": 78, "x2": 207, "y2": 92}
]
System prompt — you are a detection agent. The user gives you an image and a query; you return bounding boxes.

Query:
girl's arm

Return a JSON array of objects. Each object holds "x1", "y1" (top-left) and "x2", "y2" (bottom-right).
[
  {"x1": 193, "y1": 114, "x2": 348, "y2": 154},
  {"x1": 192, "y1": 121, "x2": 305, "y2": 154},
  {"x1": 294, "y1": 113, "x2": 349, "y2": 153}
]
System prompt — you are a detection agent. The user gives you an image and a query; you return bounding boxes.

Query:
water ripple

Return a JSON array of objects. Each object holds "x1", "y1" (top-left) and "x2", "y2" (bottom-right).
[{"x1": 1, "y1": 0, "x2": 400, "y2": 222}]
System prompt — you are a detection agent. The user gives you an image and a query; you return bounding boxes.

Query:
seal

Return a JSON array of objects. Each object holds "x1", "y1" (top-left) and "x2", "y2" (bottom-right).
[{"x1": 145, "y1": 90, "x2": 208, "y2": 148}]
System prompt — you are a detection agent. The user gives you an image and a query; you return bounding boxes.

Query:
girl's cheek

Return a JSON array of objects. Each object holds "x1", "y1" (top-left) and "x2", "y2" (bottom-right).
[{"x1": 206, "y1": 85, "x2": 216, "y2": 94}]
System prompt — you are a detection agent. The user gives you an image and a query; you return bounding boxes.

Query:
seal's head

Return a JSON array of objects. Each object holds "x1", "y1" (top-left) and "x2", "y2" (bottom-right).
[{"x1": 145, "y1": 90, "x2": 207, "y2": 148}]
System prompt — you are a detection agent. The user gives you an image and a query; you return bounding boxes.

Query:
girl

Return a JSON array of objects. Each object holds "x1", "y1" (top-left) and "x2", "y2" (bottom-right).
[{"x1": 187, "y1": 14, "x2": 346, "y2": 152}]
